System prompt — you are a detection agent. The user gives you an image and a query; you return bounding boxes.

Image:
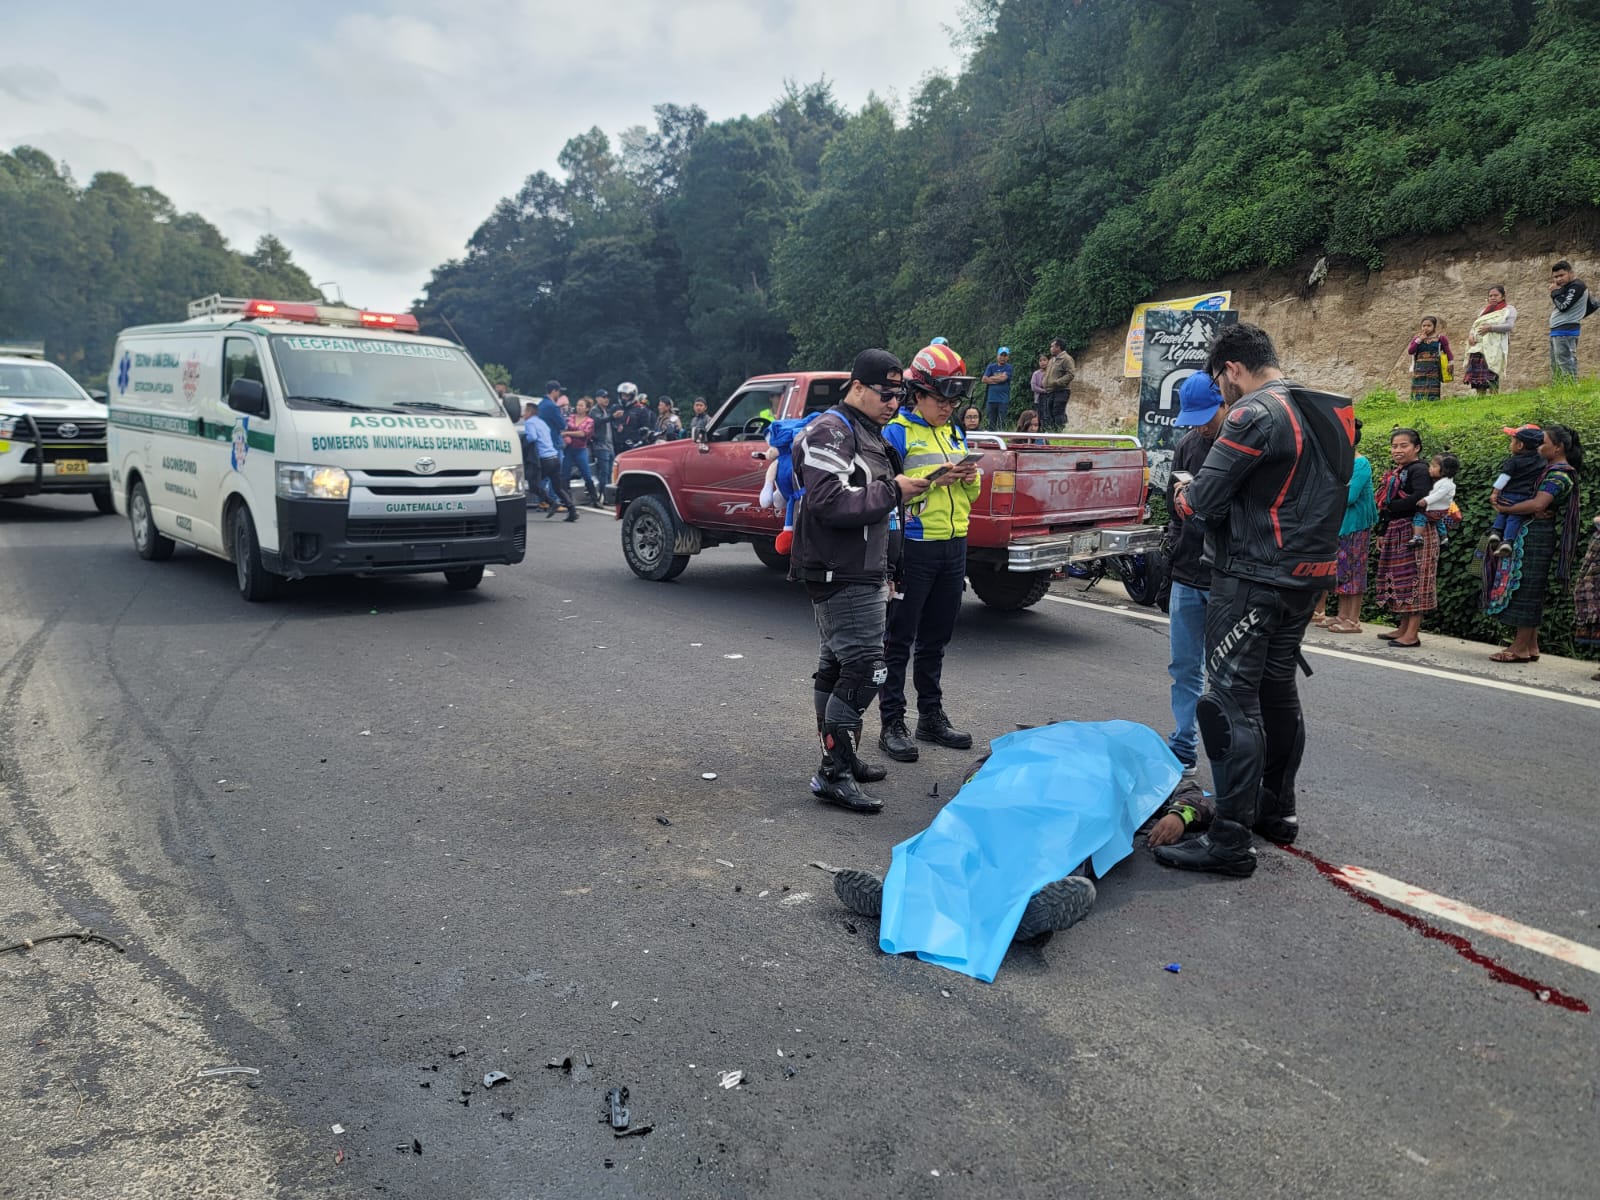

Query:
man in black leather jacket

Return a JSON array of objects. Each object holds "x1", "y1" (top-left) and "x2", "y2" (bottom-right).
[
  {"x1": 1154, "y1": 324, "x2": 1354, "y2": 876},
  {"x1": 790, "y1": 349, "x2": 930, "y2": 813}
]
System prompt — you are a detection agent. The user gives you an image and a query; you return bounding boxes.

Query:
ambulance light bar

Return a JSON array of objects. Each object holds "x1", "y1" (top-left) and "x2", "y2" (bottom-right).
[{"x1": 188, "y1": 294, "x2": 422, "y2": 334}]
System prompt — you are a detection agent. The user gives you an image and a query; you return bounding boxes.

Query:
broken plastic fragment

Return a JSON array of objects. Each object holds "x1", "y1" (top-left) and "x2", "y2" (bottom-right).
[
  {"x1": 197, "y1": 1066, "x2": 260, "y2": 1078},
  {"x1": 702, "y1": 772, "x2": 718, "y2": 781},
  {"x1": 718, "y1": 1070, "x2": 743, "y2": 1089},
  {"x1": 1164, "y1": 963, "x2": 1181, "y2": 973},
  {"x1": 483, "y1": 1071, "x2": 510, "y2": 1089},
  {"x1": 605, "y1": 1086, "x2": 630, "y2": 1130}
]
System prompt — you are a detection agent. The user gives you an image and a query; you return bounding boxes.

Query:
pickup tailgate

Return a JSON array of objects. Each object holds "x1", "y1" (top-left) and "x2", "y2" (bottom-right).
[{"x1": 969, "y1": 434, "x2": 1147, "y2": 543}]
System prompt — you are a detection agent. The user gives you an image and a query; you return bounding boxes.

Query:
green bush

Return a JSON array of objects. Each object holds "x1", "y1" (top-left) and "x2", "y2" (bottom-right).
[{"x1": 1353, "y1": 380, "x2": 1600, "y2": 656}]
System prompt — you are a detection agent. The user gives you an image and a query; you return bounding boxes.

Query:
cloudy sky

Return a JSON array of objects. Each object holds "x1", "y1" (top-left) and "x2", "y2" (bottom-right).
[{"x1": 5, "y1": 1, "x2": 969, "y2": 312}]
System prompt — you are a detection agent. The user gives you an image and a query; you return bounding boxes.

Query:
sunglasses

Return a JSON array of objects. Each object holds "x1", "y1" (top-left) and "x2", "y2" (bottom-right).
[{"x1": 864, "y1": 382, "x2": 908, "y2": 402}]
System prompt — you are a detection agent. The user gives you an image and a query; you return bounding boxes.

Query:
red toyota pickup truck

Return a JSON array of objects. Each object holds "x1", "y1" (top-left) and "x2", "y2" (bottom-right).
[{"x1": 611, "y1": 371, "x2": 1161, "y2": 609}]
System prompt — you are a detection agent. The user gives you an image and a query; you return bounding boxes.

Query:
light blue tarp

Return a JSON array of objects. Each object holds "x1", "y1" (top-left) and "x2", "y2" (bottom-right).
[{"x1": 878, "y1": 720, "x2": 1181, "y2": 982}]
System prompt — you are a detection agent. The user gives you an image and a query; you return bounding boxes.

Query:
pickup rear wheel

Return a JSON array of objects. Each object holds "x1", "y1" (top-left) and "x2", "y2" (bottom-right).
[
  {"x1": 621, "y1": 494, "x2": 691, "y2": 582},
  {"x1": 752, "y1": 538, "x2": 789, "y2": 572},
  {"x1": 967, "y1": 564, "x2": 1052, "y2": 611}
]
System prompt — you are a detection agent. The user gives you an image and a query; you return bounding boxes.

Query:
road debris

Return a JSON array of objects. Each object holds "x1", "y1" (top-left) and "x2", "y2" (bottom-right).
[
  {"x1": 702, "y1": 772, "x2": 719, "y2": 781},
  {"x1": 605, "y1": 1086, "x2": 631, "y2": 1130},
  {"x1": 718, "y1": 1070, "x2": 743, "y2": 1089},
  {"x1": 0, "y1": 929, "x2": 126, "y2": 956},
  {"x1": 197, "y1": 1066, "x2": 260, "y2": 1078},
  {"x1": 483, "y1": 1071, "x2": 510, "y2": 1089},
  {"x1": 715, "y1": 859, "x2": 736, "y2": 869},
  {"x1": 330, "y1": 1123, "x2": 344, "y2": 1134},
  {"x1": 1164, "y1": 963, "x2": 1182, "y2": 973},
  {"x1": 449, "y1": 1045, "x2": 467, "y2": 1058},
  {"x1": 723, "y1": 653, "x2": 744, "y2": 659},
  {"x1": 810, "y1": 861, "x2": 840, "y2": 875},
  {"x1": 545, "y1": 1056, "x2": 573, "y2": 1073},
  {"x1": 928, "y1": 782, "x2": 940, "y2": 798},
  {"x1": 656, "y1": 816, "x2": 672, "y2": 826},
  {"x1": 615, "y1": 1124, "x2": 654, "y2": 1139}
]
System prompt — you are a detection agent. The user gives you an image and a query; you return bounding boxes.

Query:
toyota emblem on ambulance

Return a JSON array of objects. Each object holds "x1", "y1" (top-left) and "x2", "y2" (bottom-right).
[
  {"x1": 58, "y1": 422, "x2": 80, "y2": 439},
  {"x1": 414, "y1": 456, "x2": 438, "y2": 474}
]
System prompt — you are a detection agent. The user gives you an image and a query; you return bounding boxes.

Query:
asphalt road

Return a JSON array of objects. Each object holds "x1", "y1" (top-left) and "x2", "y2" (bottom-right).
[{"x1": 1, "y1": 495, "x2": 1594, "y2": 1199}]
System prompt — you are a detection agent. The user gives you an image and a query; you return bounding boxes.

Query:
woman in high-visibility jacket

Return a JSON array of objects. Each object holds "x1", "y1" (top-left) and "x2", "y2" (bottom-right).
[{"x1": 878, "y1": 344, "x2": 983, "y2": 763}]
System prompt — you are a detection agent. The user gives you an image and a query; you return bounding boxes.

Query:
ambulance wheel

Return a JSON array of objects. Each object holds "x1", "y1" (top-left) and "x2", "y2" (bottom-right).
[
  {"x1": 92, "y1": 487, "x2": 115, "y2": 515},
  {"x1": 752, "y1": 537, "x2": 789, "y2": 571},
  {"x1": 443, "y1": 565, "x2": 484, "y2": 591},
  {"x1": 231, "y1": 504, "x2": 280, "y2": 602},
  {"x1": 128, "y1": 480, "x2": 174, "y2": 562},
  {"x1": 621, "y1": 494, "x2": 690, "y2": 582}
]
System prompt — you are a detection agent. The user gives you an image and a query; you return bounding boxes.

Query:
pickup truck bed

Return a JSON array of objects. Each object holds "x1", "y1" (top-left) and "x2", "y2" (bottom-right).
[{"x1": 610, "y1": 371, "x2": 1161, "y2": 609}]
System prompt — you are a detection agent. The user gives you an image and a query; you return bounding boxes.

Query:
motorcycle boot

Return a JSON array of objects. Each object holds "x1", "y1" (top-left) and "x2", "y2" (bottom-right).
[
  {"x1": 1152, "y1": 818, "x2": 1258, "y2": 876},
  {"x1": 815, "y1": 688, "x2": 885, "y2": 781},
  {"x1": 810, "y1": 723, "x2": 884, "y2": 814},
  {"x1": 832, "y1": 869, "x2": 884, "y2": 917},
  {"x1": 916, "y1": 706, "x2": 973, "y2": 750},
  {"x1": 1015, "y1": 875, "x2": 1098, "y2": 940},
  {"x1": 878, "y1": 717, "x2": 919, "y2": 763},
  {"x1": 1253, "y1": 786, "x2": 1299, "y2": 845}
]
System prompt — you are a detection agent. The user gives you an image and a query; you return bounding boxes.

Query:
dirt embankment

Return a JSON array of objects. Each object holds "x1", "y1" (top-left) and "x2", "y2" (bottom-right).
[{"x1": 1066, "y1": 212, "x2": 1600, "y2": 427}]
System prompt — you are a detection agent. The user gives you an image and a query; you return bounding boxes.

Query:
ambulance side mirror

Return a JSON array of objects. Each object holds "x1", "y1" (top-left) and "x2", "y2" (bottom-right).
[{"x1": 227, "y1": 378, "x2": 269, "y2": 417}]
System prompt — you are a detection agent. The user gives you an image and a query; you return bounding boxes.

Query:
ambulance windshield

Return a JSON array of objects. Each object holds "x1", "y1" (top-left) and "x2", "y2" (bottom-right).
[{"x1": 272, "y1": 335, "x2": 500, "y2": 417}]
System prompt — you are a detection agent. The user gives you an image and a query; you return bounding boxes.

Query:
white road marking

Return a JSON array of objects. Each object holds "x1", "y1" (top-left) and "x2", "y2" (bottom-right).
[
  {"x1": 1335, "y1": 865, "x2": 1600, "y2": 977},
  {"x1": 1041, "y1": 593, "x2": 1600, "y2": 712}
]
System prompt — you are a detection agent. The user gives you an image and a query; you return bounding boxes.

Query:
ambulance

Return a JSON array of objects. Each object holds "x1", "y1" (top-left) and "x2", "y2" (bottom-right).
[
  {"x1": 0, "y1": 342, "x2": 113, "y2": 512},
  {"x1": 108, "y1": 296, "x2": 527, "y2": 600}
]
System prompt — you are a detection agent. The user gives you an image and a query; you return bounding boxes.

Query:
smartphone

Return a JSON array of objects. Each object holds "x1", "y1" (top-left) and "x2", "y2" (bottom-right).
[
  {"x1": 1172, "y1": 471, "x2": 1194, "y2": 486},
  {"x1": 926, "y1": 452, "x2": 986, "y2": 485}
]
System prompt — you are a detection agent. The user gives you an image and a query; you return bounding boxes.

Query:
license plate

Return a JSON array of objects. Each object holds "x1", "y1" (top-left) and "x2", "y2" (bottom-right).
[{"x1": 56, "y1": 459, "x2": 89, "y2": 475}]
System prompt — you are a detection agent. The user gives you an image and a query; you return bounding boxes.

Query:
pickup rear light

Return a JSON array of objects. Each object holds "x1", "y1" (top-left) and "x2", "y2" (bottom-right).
[{"x1": 991, "y1": 469, "x2": 1015, "y2": 516}]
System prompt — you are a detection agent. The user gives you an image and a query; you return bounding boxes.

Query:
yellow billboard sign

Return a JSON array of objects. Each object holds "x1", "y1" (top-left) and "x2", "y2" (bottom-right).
[{"x1": 1123, "y1": 291, "x2": 1232, "y2": 377}]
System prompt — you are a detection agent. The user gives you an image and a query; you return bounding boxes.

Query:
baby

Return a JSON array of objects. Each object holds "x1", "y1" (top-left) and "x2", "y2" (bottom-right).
[
  {"x1": 1411, "y1": 453, "x2": 1458, "y2": 546},
  {"x1": 1488, "y1": 425, "x2": 1546, "y2": 558}
]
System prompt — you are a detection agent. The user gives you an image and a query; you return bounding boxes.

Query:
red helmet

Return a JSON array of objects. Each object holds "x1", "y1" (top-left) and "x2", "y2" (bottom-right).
[{"x1": 905, "y1": 344, "x2": 976, "y2": 400}]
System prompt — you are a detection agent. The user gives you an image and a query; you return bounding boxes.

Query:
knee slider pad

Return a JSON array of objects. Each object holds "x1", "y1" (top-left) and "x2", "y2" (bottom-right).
[
  {"x1": 1195, "y1": 694, "x2": 1237, "y2": 760},
  {"x1": 835, "y1": 656, "x2": 888, "y2": 712}
]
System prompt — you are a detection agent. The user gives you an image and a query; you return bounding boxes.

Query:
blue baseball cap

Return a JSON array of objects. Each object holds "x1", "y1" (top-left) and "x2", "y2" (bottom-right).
[
  {"x1": 997, "y1": 346, "x2": 1011, "y2": 356},
  {"x1": 1174, "y1": 372, "x2": 1224, "y2": 426}
]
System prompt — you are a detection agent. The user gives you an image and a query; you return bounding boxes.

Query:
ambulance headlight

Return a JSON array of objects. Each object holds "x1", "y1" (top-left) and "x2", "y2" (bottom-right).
[
  {"x1": 0, "y1": 417, "x2": 16, "y2": 437},
  {"x1": 491, "y1": 465, "x2": 526, "y2": 497},
  {"x1": 276, "y1": 462, "x2": 351, "y2": 500}
]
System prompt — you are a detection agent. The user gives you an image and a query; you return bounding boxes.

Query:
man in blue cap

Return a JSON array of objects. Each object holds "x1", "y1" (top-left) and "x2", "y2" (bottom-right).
[
  {"x1": 1162, "y1": 371, "x2": 1229, "y2": 778},
  {"x1": 980, "y1": 347, "x2": 1013, "y2": 429}
]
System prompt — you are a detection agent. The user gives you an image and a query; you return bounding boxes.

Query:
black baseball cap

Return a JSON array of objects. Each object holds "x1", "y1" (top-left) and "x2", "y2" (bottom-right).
[
  {"x1": 594, "y1": 387, "x2": 609, "y2": 397},
  {"x1": 545, "y1": 379, "x2": 563, "y2": 392},
  {"x1": 844, "y1": 348, "x2": 903, "y2": 390}
]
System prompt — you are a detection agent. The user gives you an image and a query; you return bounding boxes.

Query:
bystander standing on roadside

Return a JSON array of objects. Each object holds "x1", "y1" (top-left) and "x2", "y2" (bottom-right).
[
  {"x1": 1315, "y1": 420, "x2": 1376, "y2": 634},
  {"x1": 563, "y1": 397, "x2": 600, "y2": 506},
  {"x1": 1153, "y1": 324, "x2": 1353, "y2": 876},
  {"x1": 1464, "y1": 285, "x2": 1517, "y2": 394},
  {"x1": 1483, "y1": 425, "x2": 1584, "y2": 663},
  {"x1": 590, "y1": 388, "x2": 614, "y2": 495},
  {"x1": 689, "y1": 397, "x2": 712, "y2": 440},
  {"x1": 1030, "y1": 353, "x2": 1049, "y2": 414},
  {"x1": 790, "y1": 349, "x2": 931, "y2": 813},
  {"x1": 1549, "y1": 259, "x2": 1594, "y2": 381},
  {"x1": 877, "y1": 344, "x2": 982, "y2": 763},
  {"x1": 1162, "y1": 372, "x2": 1229, "y2": 779},
  {"x1": 655, "y1": 397, "x2": 683, "y2": 442},
  {"x1": 1041, "y1": 338, "x2": 1076, "y2": 431},
  {"x1": 537, "y1": 381, "x2": 566, "y2": 452},
  {"x1": 1406, "y1": 316, "x2": 1452, "y2": 402},
  {"x1": 980, "y1": 348, "x2": 1013, "y2": 430},
  {"x1": 1373, "y1": 428, "x2": 1434, "y2": 648},
  {"x1": 520, "y1": 400, "x2": 561, "y2": 512}
]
